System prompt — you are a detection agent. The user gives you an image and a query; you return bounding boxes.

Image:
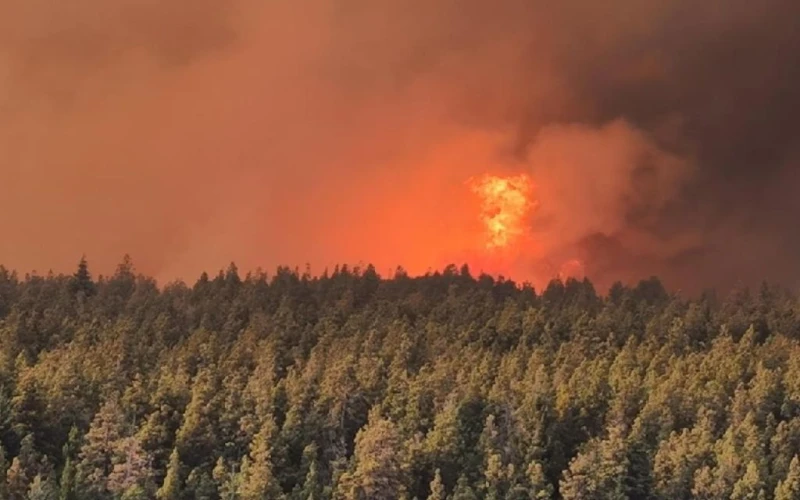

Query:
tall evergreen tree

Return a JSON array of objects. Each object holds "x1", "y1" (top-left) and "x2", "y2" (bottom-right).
[
  {"x1": 450, "y1": 474, "x2": 478, "y2": 500},
  {"x1": 0, "y1": 443, "x2": 8, "y2": 500},
  {"x1": 336, "y1": 410, "x2": 407, "y2": 500},
  {"x1": 71, "y1": 256, "x2": 96, "y2": 298},
  {"x1": 238, "y1": 416, "x2": 281, "y2": 499},
  {"x1": 296, "y1": 444, "x2": 323, "y2": 500},
  {"x1": 156, "y1": 448, "x2": 182, "y2": 500},
  {"x1": 27, "y1": 473, "x2": 59, "y2": 500},
  {"x1": 775, "y1": 455, "x2": 800, "y2": 500},
  {"x1": 6, "y1": 434, "x2": 40, "y2": 500},
  {"x1": 427, "y1": 468, "x2": 445, "y2": 500},
  {"x1": 107, "y1": 436, "x2": 154, "y2": 497},
  {"x1": 559, "y1": 425, "x2": 629, "y2": 500},
  {"x1": 75, "y1": 397, "x2": 127, "y2": 496}
]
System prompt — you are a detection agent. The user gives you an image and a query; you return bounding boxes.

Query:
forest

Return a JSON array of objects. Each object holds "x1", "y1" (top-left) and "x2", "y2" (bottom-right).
[{"x1": 0, "y1": 257, "x2": 799, "y2": 499}]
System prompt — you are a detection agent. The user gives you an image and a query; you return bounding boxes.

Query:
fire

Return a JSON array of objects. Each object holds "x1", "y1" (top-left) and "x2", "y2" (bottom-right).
[
  {"x1": 466, "y1": 172, "x2": 585, "y2": 285},
  {"x1": 468, "y1": 173, "x2": 534, "y2": 250}
]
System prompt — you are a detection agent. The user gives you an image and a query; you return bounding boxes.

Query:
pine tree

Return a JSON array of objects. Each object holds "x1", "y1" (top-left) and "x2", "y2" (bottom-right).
[
  {"x1": 479, "y1": 413, "x2": 511, "y2": 500},
  {"x1": 297, "y1": 444, "x2": 323, "y2": 500},
  {"x1": 560, "y1": 425, "x2": 629, "y2": 500},
  {"x1": 0, "y1": 443, "x2": 8, "y2": 500},
  {"x1": 775, "y1": 455, "x2": 800, "y2": 500},
  {"x1": 71, "y1": 256, "x2": 96, "y2": 298},
  {"x1": 6, "y1": 457, "x2": 29, "y2": 500},
  {"x1": 770, "y1": 420, "x2": 800, "y2": 489},
  {"x1": 526, "y1": 461, "x2": 554, "y2": 499},
  {"x1": 156, "y1": 448, "x2": 182, "y2": 500},
  {"x1": 60, "y1": 457, "x2": 77, "y2": 500},
  {"x1": 174, "y1": 369, "x2": 218, "y2": 467},
  {"x1": 731, "y1": 461, "x2": 765, "y2": 500},
  {"x1": 120, "y1": 484, "x2": 150, "y2": 500},
  {"x1": 427, "y1": 468, "x2": 445, "y2": 500},
  {"x1": 185, "y1": 467, "x2": 218, "y2": 500},
  {"x1": 27, "y1": 473, "x2": 59, "y2": 500},
  {"x1": 692, "y1": 465, "x2": 717, "y2": 499},
  {"x1": 76, "y1": 397, "x2": 126, "y2": 496},
  {"x1": 336, "y1": 410, "x2": 408, "y2": 500},
  {"x1": 652, "y1": 414, "x2": 715, "y2": 500},
  {"x1": 107, "y1": 436, "x2": 154, "y2": 497},
  {"x1": 238, "y1": 416, "x2": 281, "y2": 499},
  {"x1": 450, "y1": 474, "x2": 478, "y2": 500},
  {"x1": 7, "y1": 434, "x2": 40, "y2": 500},
  {"x1": 213, "y1": 457, "x2": 240, "y2": 500},
  {"x1": 60, "y1": 426, "x2": 80, "y2": 500},
  {"x1": 423, "y1": 395, "x2": 461, "y2": 487},
  {"x1": 483, "y1": 452, "x2": 508, "y2": 500}
]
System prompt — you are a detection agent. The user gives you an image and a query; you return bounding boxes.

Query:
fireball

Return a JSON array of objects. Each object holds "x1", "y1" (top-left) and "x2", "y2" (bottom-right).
[
  {"x1": 466, "y1": 172, "x2": 586, "y2": 285},
  {"x1": 468, "y1": 173, "x2": 534, "y2": 250}
]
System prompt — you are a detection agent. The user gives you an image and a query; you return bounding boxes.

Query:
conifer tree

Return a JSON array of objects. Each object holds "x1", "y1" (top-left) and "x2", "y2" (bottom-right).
[
  {"x1": 76, "y1": 397, "x2": 126, "y2": 496},
  {"x1": 652, "y1": 413, "x2": 715, "y2": 500},
  {"x1": 297, "y1": 444, "x2": 323, "y2": 500},
  {"x1": 27, "y1": 473, "x2": 59, "y2": 500},
  {"x1": 450, "y1": 474, "x2": 478, "y2": 500},
  {"x1": 483, "y1": 453, "x2": 508, "y2": 500},
  {"x1": 0, "y1": 443, "x2": 8, "y2": 500},
  {"x1": 156, "y1": 448, "x2": 182, "y2": 500},
  {"x1": 6, "y1": 457, "x2": 29, "y2": 500},
  {"x1": 238, "y1": 416, "x2": 281, "y2": 499},
  {"x1": 526, "y1": 461, "x2": 554, "y2": 499},
  {"x1": 120, "y1": 484, "x2": 150, "y2": 500},
  {"x1": 560, "y1": 425, "x2": 629, "y2": 500},
  {"x1": 730, "y1": 461, "x2": 765, "y2": 500},
  {"x1": 213, "y1": 457, "x2": 241, "y2": 500},
  {"x1": 775, "y1": 455, "x2": 800, "y2": 500},
  {"x1": 6, "y1": 434, "x2": 39, "y2": 500},
  {"x1": 60, "y1": 427, "x2": 81, "y2": 500},
  {"x1": 691, "y1": 465, "x2": 715, "y2": 499},
  {"x1": 71, "y1": 256, "x2": 96, "y2": 298},
  {"x1": 427, "y1": 468, "x2": 445, "y2": 500},
  {"x1": 175, "y1": 369, "x2": 218, "y2": 467},
  {"x1": 336, "y1": 410, "x2": 407, "y2": 500},
  {"x1": 185, "y1": 467, "x2": 217, "y2": 500},
  {"x1": 107, "y1": 436, "x2": 154, "y2": 497},
  {"x1": 60, "y1": 458, "x2": 77, "y2": 500}
]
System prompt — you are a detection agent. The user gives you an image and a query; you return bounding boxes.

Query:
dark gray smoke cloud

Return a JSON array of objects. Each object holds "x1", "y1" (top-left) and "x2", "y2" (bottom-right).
[{"x1": 546, "y1": 0, "x2": 800, "y2": 290}]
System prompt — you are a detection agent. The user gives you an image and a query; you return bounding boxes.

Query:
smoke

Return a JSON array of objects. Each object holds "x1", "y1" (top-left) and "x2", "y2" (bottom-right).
[
  {"x1": 1, "y1": 0, "x2": 798, "y2": 292},
  {"x1": 525, "y1": 120, "x2": 692, "y2": 257}
]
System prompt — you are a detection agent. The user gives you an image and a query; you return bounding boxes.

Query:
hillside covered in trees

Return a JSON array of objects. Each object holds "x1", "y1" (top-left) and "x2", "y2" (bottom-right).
[{"x1": 1, "y1": 257, "x2": 800, "y2": 499}]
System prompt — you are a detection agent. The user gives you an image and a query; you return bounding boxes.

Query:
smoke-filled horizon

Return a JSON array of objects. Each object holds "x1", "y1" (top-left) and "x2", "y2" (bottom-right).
[{"x1": 1, "y1": 0, "x2": 799, "y2": 293}]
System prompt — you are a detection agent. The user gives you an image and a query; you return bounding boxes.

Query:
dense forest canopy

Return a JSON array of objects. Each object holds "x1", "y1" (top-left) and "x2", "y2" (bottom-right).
[{"x1": 0, "y1": 257, "x2": 800, "y2": 499}]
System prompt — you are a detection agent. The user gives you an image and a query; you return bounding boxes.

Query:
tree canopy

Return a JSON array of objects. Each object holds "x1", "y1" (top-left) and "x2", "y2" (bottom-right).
[{"x1": 0, "y1": 257, "x2": 799, "y2": 499}]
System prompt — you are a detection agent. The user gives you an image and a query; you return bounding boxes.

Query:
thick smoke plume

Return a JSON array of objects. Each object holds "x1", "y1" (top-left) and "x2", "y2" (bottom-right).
[{"x1": 1, "y1": 0, "x2": 799, "y2": 292}]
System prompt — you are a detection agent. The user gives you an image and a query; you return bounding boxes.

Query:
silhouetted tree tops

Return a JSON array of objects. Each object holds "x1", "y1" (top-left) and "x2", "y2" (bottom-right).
[{"x1": 0, "y1": 256, "x2": 799, "y2": 498}]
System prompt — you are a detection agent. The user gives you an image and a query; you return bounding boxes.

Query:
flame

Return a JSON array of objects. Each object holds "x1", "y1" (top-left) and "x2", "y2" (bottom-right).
[
  {"x1": 468, "y1": 173, "x2": 534, "y2": 250},
  {"x1": 466, "y1": 172, "x2": 586, "y2": 285}
]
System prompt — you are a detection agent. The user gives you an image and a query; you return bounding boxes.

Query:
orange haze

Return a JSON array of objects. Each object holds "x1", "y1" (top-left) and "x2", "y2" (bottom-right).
[{"x1": 2, "y1": 0, "x2": 800, "y2": 292}]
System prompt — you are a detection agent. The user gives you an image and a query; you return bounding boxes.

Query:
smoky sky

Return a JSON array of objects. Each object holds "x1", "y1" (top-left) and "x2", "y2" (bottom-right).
[{"x1": 1, "y1": 0, "x2": 799, "y2": 293}]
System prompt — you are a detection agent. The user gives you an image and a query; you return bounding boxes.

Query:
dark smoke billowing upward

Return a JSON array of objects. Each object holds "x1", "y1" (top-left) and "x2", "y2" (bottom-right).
[{"x1": 0, "y1": 0, "x2": 798, "y2": 293}]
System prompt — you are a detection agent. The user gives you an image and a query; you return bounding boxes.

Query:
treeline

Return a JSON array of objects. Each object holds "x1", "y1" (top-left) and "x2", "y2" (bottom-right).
[{"x1": 1, "y1": 257, "x2": 800, "y2": 499}]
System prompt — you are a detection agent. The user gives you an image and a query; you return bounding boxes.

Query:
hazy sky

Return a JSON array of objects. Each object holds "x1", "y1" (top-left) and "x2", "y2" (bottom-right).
[{"x1": 1, "y1": 0, "x2": 798, "y2": 292}]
